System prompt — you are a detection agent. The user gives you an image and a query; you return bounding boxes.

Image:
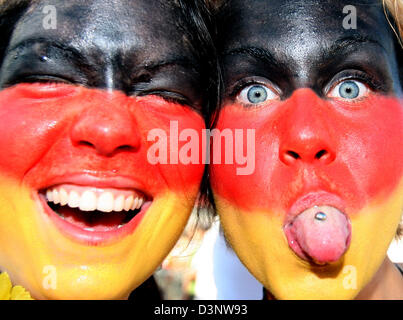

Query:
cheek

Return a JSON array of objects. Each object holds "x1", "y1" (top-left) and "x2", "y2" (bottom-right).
[
  {"x1": 0, "y1": 88, "x2": 77, "y2": 180},
  {"x1": 0, "y1": 85, "x2": 206, "y2": 193},
  {"x1": 211, "y1": 96, "x2": 403, "y2": 213},
  {"x1": 133, "y1": 96, "x2": 206, "y2": 192}
]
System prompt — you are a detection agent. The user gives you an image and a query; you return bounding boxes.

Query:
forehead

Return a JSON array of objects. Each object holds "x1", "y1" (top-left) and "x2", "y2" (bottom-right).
[
  {"x1": 220, "y1": 0, "x2": 394, "y2": 54},
  {"x1": 9, "y1": 0, "x2": 189, "y2": 60}
]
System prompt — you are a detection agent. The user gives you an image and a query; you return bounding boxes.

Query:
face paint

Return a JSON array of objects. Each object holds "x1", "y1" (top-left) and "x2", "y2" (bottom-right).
[
  {"x1": 0, "y1": 83, "x2": 205, "y2": 299},
  {"x1": 211, "y1": 0, "x2": 403, "y2": 299},
  {"x1": 0, "y1": 0, "x2": 208, "y2": 299}
]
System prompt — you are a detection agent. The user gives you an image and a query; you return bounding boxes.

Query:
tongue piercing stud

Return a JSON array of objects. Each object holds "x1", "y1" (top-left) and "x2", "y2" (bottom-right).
[{"x1": 315, "y1": 212, "x2": 327, "y2": 221}]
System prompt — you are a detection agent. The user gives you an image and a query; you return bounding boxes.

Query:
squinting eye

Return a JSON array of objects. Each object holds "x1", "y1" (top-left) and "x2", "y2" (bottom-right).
[
  {"x1": 237, "y1": 84, "x2": 278, "y2": 105},
  {"x1": 327, "y1": 80, "x2": 369, "y2": 100}
]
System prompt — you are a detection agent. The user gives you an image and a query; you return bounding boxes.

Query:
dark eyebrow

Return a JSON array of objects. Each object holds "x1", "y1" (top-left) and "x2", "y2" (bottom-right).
[
  {"x1": 222, "y1": 35, "x2": 386, "y2": 72},
  {"x1": 7, "y1": 38, "x2": 199, "y2": 77},
  {"x1": 6, "y1": 37, "x2": 89, "y2": 65},
  {"x1": 321, "y1": 34, "x2": 386, "y2": 61},
  {"x1": 222, "y1": 46, "x2": 287, "y2": 70}
]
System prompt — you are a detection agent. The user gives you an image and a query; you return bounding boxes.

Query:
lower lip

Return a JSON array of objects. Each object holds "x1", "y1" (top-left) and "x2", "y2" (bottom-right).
[{"x1": 38, "y1": 193, "x2": 151, "y2": 246}]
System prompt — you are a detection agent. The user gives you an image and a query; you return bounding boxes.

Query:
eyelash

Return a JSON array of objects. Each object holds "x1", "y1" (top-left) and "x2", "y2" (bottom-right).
[
  {"x1": 137, "y1": 90, "x2": 192, "y2": 106},
  {"x1": 228, "y1": 78, "x2": 277, "y2": 99},
  {"x1": 326, "y1": 70, "x2": 384, "y2": 94},
  {"x1": 230, "y1": 70, "x2": 383, "y2": 102}
]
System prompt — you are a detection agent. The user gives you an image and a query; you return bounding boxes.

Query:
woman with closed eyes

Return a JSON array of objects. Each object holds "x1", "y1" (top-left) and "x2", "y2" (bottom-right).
[{"x1": 0, "y1": 0, "x2": 217, "y2": 299}]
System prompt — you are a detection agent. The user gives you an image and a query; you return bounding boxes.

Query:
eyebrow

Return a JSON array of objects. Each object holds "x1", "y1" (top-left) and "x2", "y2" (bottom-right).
[
  {"x1": 222, "y1": 46, "x2": 286, "y2": 70},
  {"x1": 320, "y1": 34, "x2": 386, "y2": 61},
  {"x1": 6, "y1": 37, "x2": 89, "y2": 65},
  {"x1": 7, "y1": 38, "x2": 199, "y2": 76},
  {"x1": 222, "y1": 34, "x2": 386, "y2": 70}
]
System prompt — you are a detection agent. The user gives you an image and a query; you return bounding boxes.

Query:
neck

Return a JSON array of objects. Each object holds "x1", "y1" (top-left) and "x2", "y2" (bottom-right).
[{"x1": 355, "y1": 258, "x2": 403, "y2": 300}]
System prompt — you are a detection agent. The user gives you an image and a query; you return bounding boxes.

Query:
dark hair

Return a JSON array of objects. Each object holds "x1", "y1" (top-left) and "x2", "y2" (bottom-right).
[
  {"x1": 169, "y1": 0, "x2": 220, "y2": 227},
  {"x1": 0, "y1": 0, "x2": 33, "y2": 65}
]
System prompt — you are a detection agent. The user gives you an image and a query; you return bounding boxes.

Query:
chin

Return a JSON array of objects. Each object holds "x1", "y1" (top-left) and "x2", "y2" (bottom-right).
[
  {"x1": 0, "y1": 176, "x2": 198, "y2": 300},
  {"x1": 214, "y1": 178, "x2": 403, "y2": 300}
]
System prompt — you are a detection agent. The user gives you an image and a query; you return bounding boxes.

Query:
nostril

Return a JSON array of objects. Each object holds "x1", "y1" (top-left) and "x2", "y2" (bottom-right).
[
  {"x1": 116, "y1": 145, "x2": 135, "y2": 152},
  {"x1": 78, "y1": 140, "x2": 95, "y2": 148},
  {"x1": 315, "y1": 149, "x2": 328, "y2": 159},
  {"x1": 286, "y1": 150, "x2": 301, "y2": 160},
  {"x1": 281, "y1": 150, "x2": 301, "y2": 165}
]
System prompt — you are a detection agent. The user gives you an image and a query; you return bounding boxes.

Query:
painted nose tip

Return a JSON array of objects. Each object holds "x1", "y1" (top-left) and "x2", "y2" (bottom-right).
[{"x1": 70, "y1": 108, "x2": 141, "y2": 157}]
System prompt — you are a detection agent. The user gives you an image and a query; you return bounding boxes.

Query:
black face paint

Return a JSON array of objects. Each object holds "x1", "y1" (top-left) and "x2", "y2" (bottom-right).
[
  {"x1": 216, "y1": 0, "x2": 402, "y2": 101},
  {"x1": 210, "y1": 0, "x2": 403, "y2": 300},
  {"x1": 0, "y1": 0, "x2": 206, "y2": 109}
]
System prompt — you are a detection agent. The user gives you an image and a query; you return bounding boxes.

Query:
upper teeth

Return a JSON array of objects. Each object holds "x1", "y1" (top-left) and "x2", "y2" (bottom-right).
[{"x1": 45, "y1": 186, "x2": 145, "y2": 213}]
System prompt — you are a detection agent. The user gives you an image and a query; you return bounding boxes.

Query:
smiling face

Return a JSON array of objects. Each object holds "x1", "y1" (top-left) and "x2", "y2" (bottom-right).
[
  {"x1": 0, "y1": 0, "x2": 207, "y2": 299},
  {"x1": 211, "y1": 0, "x2": 403, "y2": 299}
]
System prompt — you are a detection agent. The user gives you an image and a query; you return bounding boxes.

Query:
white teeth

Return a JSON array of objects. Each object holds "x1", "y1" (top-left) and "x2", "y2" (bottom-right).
[
  {"x1": 59, "y1": 188, "x2": 68, "y2": 206},
  {"x1": 46, "y1": 190, "x2": 53, "y2": 202},
  {"x1": 68, "y1": 190, "x2": 80, "y2": 208},
  {"x1": 97, "y1": 192, "x2": 114, "y2": 213},
  {"x1": 53, "y1": 189, "x2": 60, "y2": 204},
  {"x1": 124, "y1": 195, "x2": 134, "y2": 211},
  {"x1": 45, "y1": 187, "x2": 146, "y2": 213},
  {"x1": 113, "y1": 195, "x2": 125, "y2": 212},
  {"x1": 132, "y1": 197, "x2": 144, "y2": 210},
  {"x1": 137, "y1": 198, "x2": 144, "y2": 209},
  {"x1": 80, "y1": 190, "x2": 97, "y2": 212}
]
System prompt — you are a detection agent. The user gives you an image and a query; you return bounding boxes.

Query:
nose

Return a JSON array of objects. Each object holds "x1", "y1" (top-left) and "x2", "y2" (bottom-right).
[
  {"x1": 279, "y1": 89, "x2": 336, "y2": 166},
  {"x1": 70, "y1": 95, "x2": 141, "y2": 156}
]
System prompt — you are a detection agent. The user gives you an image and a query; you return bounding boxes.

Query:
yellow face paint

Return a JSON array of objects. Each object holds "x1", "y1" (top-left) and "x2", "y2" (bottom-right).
[
  {"x1": 0, "y1": 178, "x2": 199, "y2": 299},
  {"x1": 0, "y1": 85, "x2": 206, "y2": 299},
  {"x1": 214, "y1": 179, "x2": 403, "y2": 299}
]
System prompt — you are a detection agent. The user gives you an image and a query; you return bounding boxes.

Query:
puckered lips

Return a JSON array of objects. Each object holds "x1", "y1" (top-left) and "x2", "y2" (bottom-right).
[
  {"x1": 283, "y1": 192, "x2": 351, "y2": 265},
  {"x1": 36, "y1": 174, "x2": 153, "y2": 246}
]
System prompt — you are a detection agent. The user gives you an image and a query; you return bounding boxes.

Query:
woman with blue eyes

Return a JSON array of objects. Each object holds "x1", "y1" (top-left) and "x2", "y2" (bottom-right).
[{"x1": 208, "y1": 0, "x2": 403, "y2": 299}]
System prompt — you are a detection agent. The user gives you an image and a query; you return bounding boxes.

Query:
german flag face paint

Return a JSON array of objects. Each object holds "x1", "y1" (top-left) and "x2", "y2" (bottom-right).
[
  {"x1": 212, "y1": 0, "x2": 403, "y2": 299},
  {"x1": 211, "y1": 90, "x2": 403, "y2": 299},
  {"x1": 0, "y1": 0, "x2": 211, "y2": 299},
  {"x1": 0, "y1": 84, "x2": 205, "y2": 299}
]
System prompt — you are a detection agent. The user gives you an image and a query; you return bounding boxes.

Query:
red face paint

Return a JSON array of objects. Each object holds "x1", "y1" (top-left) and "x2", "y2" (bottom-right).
[
  {"x1": 0, "y1": 83, "x2": 205, "y2": 194},
  {"x1": 211, "y1": 88, "x2": 403, "y2": 217},
  {"x1": 0, "y1": 83, "x2": 206, "y2": 299},
  {"x1": 210, "y1": 88, "x2": 403, "y2": 298}
]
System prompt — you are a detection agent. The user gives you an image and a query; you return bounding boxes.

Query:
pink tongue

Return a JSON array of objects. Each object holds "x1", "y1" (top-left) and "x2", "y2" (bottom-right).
[{"x1": 286, "y1": 206, "x2": 351, "y2": 264}]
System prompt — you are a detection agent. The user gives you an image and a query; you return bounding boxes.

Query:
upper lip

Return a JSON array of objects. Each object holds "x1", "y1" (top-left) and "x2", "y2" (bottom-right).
[
  {"x1": 284, "y1": 191, "x2": 347, "y2": 226},
  {"x1": 39, "y1": 173, "x2": 151, "y2": 199}
]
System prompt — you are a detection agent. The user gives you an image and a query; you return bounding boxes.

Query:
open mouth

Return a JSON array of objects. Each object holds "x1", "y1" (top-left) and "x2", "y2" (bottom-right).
[{"x1": 38, "y1": 184, "x2": 152, "y2": 244}]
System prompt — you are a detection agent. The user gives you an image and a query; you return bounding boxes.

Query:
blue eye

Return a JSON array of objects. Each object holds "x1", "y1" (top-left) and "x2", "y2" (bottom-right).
[
  {"x1": 237, "y1": 84, "x2": 278, "y2": 105},
  {"x1": 328, "y1": 79, "x2": 369, "y2": 100},
  {"x1": 339, "y1": 81, "x2": 359, "y2": 99},
  {"x1": 247, "y1": 85, "x2": 268, "y2": 103}
]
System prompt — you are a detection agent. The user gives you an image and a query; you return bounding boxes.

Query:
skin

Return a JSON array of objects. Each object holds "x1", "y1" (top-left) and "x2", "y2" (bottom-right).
[
  {"x1": 211, "y1": 0, "x2": 403, "y2": 299},
  {"x1": 0, "y1": 0, "x2": 206, "y2": 299}
]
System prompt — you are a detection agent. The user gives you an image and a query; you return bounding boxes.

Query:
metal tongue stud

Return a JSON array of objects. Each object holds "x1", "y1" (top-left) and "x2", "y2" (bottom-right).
[{"x1": 314, "y1": 211, "x2": 327, "y2": 221}]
